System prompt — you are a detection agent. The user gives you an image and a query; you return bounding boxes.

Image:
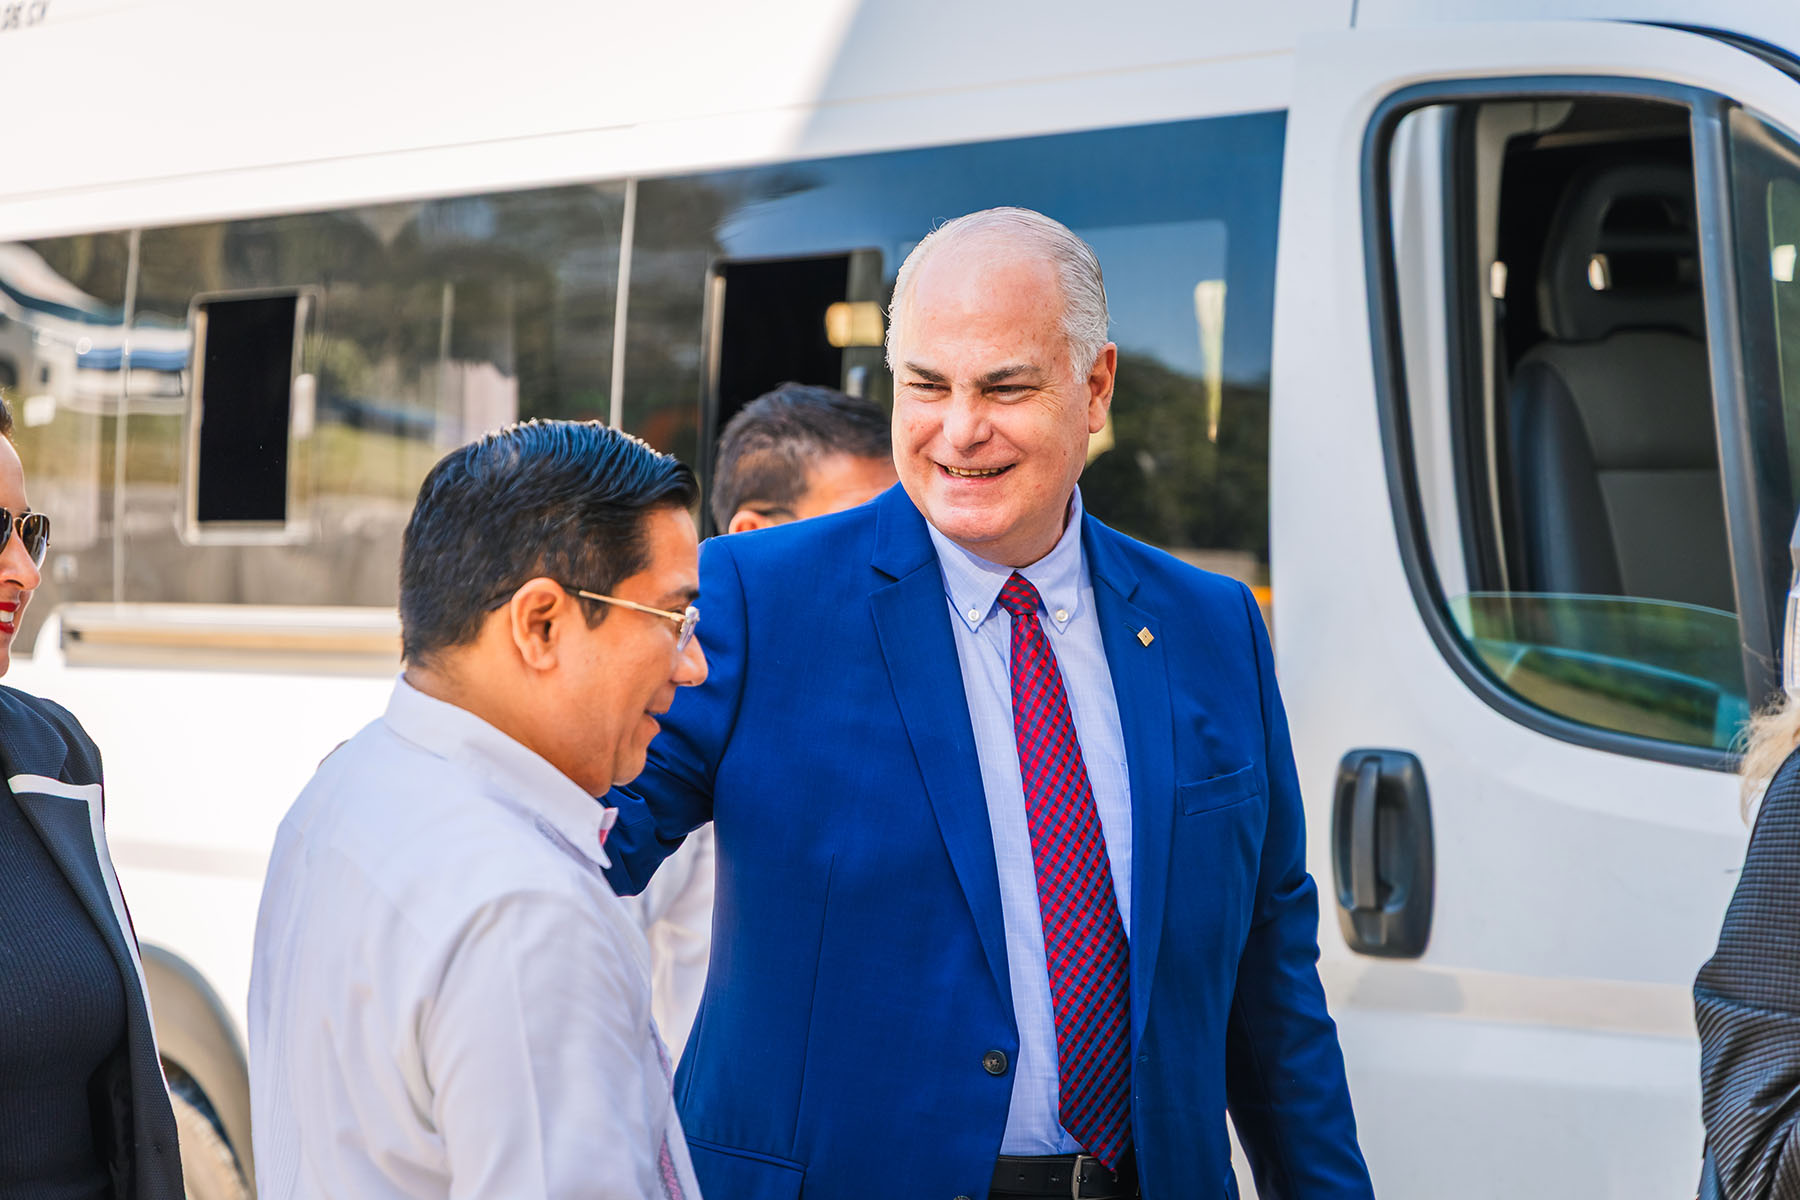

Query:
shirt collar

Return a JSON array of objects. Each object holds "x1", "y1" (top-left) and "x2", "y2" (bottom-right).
[
  {"x1": 927, "y1": 487, "x2": 1088, "y2": 634},
  {"x1": 380, "y1": 675, "x2": 616, "y2": 869}
]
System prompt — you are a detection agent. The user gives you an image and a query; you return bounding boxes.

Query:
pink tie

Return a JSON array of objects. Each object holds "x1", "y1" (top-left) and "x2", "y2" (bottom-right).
[{"x1": 996, "y1": 572, "x2": 1131, "y2": 1168}]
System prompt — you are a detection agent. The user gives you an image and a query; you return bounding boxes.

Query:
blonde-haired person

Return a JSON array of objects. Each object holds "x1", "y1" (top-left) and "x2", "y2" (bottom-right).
[{"x1": 1696, "y1": 695, "x2": 1800, "y2": 1199}]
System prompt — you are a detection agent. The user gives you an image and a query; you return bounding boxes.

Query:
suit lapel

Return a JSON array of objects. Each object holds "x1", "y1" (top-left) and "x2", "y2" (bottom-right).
[
  {"x1": 1084, "y1": 519, "x2": 1175, "y2": 1040},
  {"x1": 8, "y1": 768, "x2": 150, "y2": 1006},
  {"x1": 869, "y1": 488, "x2": 1013, "y2": 1012}
]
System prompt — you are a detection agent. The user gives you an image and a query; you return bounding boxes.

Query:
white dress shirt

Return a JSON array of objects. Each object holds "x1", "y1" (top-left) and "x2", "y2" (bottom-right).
[
  {"x1": 620, "y1": 824, "x2": 714, "y2": 1055},
  {"x1": 248, "y1": 677, "x2": 701, "y2": 1200},
  {"x1": 925, "y1": 488, "x2": 1134, "y2": 1156}
]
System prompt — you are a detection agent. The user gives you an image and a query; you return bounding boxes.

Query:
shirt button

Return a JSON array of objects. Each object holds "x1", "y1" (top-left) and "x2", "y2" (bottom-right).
[
  {"x1": 982, "y1": 1049, "x2": 1009, "y2": 1075},
  {"x1": 967, "y1": 608, "x2": 980, "y2": 622},
  {"x1": 1054, "y1": 609, "x2": 1068, "y2": 622}
]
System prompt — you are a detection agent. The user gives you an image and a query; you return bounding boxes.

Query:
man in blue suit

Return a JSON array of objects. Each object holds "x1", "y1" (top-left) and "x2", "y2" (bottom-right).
[{"x1": 605, "y1": 207, "x2": 1373, "y2": 1200}]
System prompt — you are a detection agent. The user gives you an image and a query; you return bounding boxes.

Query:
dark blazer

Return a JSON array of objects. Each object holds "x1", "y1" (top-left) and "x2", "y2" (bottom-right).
[
  {"x1": 605, "y1": 486, "x2": 1372, "y2": 1200},
  {"x1": 1696, "y1": 744, "x2": 1800, "y2": 1199},
  {"x1": 0, "y1": 685, "x2": 183, "y2": 1200}
]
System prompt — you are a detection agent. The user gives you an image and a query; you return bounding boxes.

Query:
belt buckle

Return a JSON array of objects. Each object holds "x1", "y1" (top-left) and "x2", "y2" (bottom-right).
[{"x1": 1070, "y1": 1154, "x2": 1105, "y2": 1199}]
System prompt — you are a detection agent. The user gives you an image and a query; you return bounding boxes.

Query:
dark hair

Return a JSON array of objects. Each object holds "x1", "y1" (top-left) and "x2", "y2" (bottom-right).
[
  {"x1": 709, "y1": 383, "x2": 890, "y2": 529},
  {"x1": 400, "y1": 419, "x2": 696, "y2": 664},
  {"x1": 0, "y1": 394, "x2": 14, "y2": 440}
]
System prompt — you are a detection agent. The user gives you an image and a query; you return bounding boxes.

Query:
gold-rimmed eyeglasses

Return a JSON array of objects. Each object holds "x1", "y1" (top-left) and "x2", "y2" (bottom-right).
[{"x1": 564, "y1": 585, "x2": 700, "y2": 652}]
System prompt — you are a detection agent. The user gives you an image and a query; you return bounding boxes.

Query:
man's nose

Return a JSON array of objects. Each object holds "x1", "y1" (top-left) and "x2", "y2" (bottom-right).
[
  {"x1": 940, "y1": 390, "x2": 990, "y2": 450},
  {"x1": 674, "y1": 635, "x2": 708, "y2": 688}
]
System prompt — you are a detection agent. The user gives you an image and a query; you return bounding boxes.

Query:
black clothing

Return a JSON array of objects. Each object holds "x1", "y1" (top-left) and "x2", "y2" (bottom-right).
[
  {"x1": 0, "y1": 687, "x2": 181, "y2": 1200},
  {"x1": 1697, "y1": 746, "x2": 1800, "y2": 1199},
  {"x1": 0, "y1": 783, "x2": 126, "y2": 1200}
]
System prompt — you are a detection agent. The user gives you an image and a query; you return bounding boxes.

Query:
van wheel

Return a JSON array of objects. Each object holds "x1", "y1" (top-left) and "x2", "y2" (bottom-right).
[{"x1": 168, "y1": 1070, "x2": 250, "y2": 1200}]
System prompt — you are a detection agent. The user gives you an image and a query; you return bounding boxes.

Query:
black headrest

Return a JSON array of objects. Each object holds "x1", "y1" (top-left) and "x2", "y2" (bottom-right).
[{"x1": 1536, "y1": 162, "x2": 1704, "y2": 341}]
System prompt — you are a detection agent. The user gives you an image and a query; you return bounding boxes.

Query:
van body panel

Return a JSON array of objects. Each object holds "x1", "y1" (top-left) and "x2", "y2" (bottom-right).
[
  {"x1": 1272, "y1": 18, "x2": 1800, "y2": 1196},
  {"x1": 0, "y1": 0, "x2": 1341, "y2": 241},
  {"x1": 1358, "y1": 0, "x2": 1800, "y2": 58}
]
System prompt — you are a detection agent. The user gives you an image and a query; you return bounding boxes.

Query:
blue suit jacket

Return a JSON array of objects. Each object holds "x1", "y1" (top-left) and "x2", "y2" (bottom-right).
[{"x1": 606, "y1": 486, "x2": 1372, "y2": 1200}]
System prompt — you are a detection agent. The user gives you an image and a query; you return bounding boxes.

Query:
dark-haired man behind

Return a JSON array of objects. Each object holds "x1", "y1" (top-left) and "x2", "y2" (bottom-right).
[
  {"x1": 249, "y1": 421, "x2": 709, "y2": 1200},
  {"x1": 709, "y1": 382, "x2": 896, "y2": 535},
  {"x1": 631, "y1": 382, "x2": 896, "y2": 1052}
]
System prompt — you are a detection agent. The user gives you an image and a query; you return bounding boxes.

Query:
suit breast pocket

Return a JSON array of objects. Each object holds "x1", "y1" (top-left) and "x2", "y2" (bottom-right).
[{"x1": 1178, "y1": 764, "x2": 1260, "y2": 815}]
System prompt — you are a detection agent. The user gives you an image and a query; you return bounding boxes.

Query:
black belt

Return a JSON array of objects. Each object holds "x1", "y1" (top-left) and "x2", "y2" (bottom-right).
[{"x1": 990, "y1": 1152, "x2": 1138, "y2": 1199}]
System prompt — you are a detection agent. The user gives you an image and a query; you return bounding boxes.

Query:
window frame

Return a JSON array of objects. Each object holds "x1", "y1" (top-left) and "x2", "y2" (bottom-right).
[
  {"x1": 181, "y1": 285, "x2": 318, "y2": 546},
  {"x1": 1722, "y1": 107, "x2": 1800, "y2": 674},
  {"x1": 1362, "y1": 75, "x2": 1774, "y2": 772},
  {"x1": 694, "y1": 246, "x2": 887, "y2": 538}
]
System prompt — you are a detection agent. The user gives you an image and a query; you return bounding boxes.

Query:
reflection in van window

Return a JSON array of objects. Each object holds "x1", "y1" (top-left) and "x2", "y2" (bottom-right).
[
  {"x1": 1390, "y1": 95, "x2": 1748, "y2": 751},
  {"x1": 0, "y1": 112, "x2": 1285, "y2": 650},
  {"x1": 2, "y1": 236, "x2": 128, "y2": 594},
  {"x1": 627, "y1": 114, "x2": 1284, "y2": 595},
  {"x1": 1730, "y1": 110, "x2": 1800, "y2": 521},
  {"x1": 119, "y1": 190, "x2": 626, "y2": 620}
]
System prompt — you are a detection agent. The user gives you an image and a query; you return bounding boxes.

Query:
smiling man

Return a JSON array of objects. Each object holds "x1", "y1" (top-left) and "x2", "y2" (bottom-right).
[
  {"x1": 604, "y1": 208, "x2": 1373, "y2": 1199},
  {"x1": 249, "y1": 420, "x2": 708, "y2": 1200}
]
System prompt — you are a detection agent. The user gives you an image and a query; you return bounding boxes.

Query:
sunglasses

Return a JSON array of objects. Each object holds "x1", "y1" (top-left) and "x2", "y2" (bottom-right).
[{"x1": 0, "y1": 508, "x2": 49, "y2": 568}]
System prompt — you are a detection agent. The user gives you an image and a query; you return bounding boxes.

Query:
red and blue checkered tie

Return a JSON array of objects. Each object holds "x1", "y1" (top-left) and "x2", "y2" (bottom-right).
[{"x1": 997, "y1": 572, "x2": 1131, "y2": 1168}]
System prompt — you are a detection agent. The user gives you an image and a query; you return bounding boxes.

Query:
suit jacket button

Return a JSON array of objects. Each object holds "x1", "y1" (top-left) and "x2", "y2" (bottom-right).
[{"x1": 982, "y1": 1049, "x2": 1008, "y2": 1076}]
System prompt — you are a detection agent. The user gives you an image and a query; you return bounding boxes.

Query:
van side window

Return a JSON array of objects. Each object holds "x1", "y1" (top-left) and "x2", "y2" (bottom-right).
[
  {"x1": 1729, "y1": 110, "x2": 1800, "y2": 520},
  {"x1": 0, "y1": 117, "x2": 1282, "y2": 630},
  {"x1": 1388, "y1": 96, "x2": 1749, "y2": 752},
  {"x1": 627, "y1": 114, "x2": 1283, "y2": 599},
  {"x1": 187, "y1": 292, "x2": 311, "y2": 534}
]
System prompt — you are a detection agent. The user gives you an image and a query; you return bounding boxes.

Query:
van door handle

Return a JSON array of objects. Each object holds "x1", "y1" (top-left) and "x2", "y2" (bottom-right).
[
  {"x1": 1331, "y1": 749, "x2": 1434, "y2": 958},
  {"x1": 1348, "y1": 757, "x2": 1382, "y2": 910}
]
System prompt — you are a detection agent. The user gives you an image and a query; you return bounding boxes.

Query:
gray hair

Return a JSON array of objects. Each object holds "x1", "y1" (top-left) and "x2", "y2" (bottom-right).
[{"x1": 885, "y1": 207, "x2": 1110, "y2": 374}]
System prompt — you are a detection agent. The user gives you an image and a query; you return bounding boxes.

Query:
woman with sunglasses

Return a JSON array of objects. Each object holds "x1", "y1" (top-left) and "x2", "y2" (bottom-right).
[{"x1": 0, "y1": 396, "x2": 183, "y2": 1200}]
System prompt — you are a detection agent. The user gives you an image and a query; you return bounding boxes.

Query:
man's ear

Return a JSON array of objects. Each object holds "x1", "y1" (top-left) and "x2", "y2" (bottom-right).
[
  {"x1": 506, "y1": 577, "x2": 570, "y2": 671},
  {"x1": 1087, "y1": 342, "x2": 1118, "y2": 433},
  {"x1": 727, "y1": 508, "x2": 773, "y2": 535}
]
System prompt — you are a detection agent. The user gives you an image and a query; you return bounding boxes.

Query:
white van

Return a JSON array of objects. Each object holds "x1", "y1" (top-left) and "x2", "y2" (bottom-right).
[{"x1": 8, "y1": 2, "x2": 1800, "y2": 1195}]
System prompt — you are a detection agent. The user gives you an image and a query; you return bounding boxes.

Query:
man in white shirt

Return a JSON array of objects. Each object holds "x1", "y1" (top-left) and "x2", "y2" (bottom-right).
[{"x1": 249, "y1": 420, "x2": 709, "y2": 1200}]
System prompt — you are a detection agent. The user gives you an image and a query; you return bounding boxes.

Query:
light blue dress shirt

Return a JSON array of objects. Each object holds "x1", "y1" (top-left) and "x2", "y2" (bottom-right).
[{"x1": 925, "y1": 487, "x2": 1133, "y2": 1156}]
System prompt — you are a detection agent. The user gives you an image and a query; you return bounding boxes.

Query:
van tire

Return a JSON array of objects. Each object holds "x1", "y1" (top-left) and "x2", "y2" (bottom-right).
[
  {"x1": 169, "y1": 1073, "x2": 250, "y2": 1200},
  {"x1": 142, "y1": 947, "x2": 256, "y2": 1192}
]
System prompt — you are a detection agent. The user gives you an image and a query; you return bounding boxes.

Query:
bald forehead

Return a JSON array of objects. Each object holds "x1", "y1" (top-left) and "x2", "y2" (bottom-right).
[
  {"x1": 895, "y1": 248, "x2": 1073, "y2": 382},
  {"x1": 902, "y1": 239, "x2": 1063, "y2": 322},
  {"x1": 914, "y1": 228, "x2": 1055, "y2": 282}
]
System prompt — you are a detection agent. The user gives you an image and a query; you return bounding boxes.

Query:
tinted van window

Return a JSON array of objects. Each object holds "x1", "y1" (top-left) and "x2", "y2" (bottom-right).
[
  {"x1": 0, "y1": 112, "x2": 1284, "y2": 634},
  {"x1": 626, "y1": 113, "x2": 1285, "y2": 590},
  {"x1": 1388, "y1": 96, "x2": 1748, "y2": 752}
]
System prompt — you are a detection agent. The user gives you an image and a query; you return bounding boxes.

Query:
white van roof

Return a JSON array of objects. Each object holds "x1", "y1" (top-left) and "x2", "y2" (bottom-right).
[
  {"x1": 7, "y1": 2, "x2": 1798, "y2": 240},
  {"x1": 1357, "y1": 0, "x2": 1800, "y2": 58},
  {"x1": 8, "y1": 0, "x2": 1339, "y2": 238}
]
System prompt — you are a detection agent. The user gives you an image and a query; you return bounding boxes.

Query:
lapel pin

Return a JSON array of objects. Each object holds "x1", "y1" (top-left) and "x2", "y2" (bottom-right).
[{"x1": 1137, "y1": 627, "x2": 1154, "y2": 647}]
